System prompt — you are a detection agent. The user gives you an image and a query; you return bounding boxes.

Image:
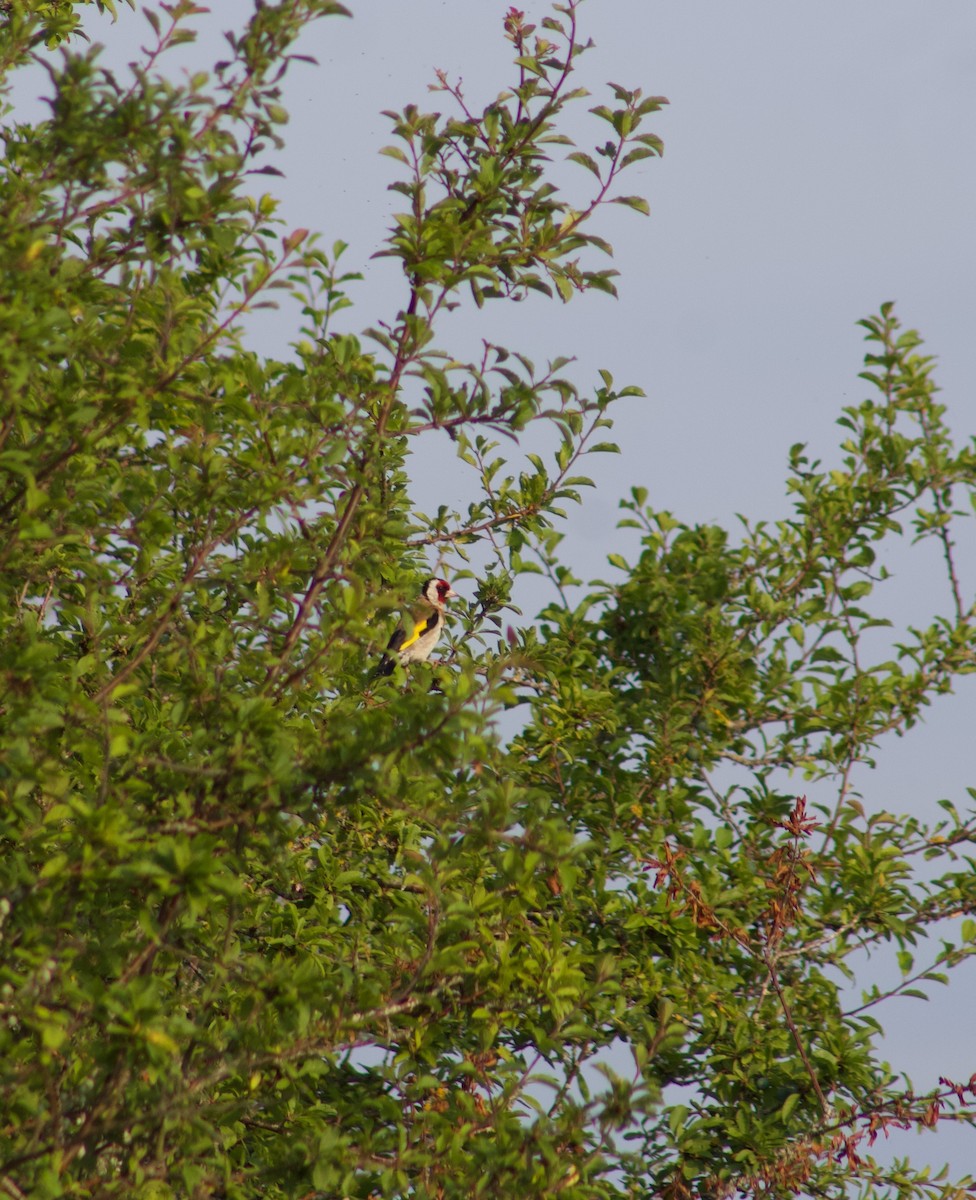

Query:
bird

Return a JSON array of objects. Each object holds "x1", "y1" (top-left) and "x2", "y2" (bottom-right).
[{"x1": 375, "y1": 578, "x2": 458, "y2": 677}]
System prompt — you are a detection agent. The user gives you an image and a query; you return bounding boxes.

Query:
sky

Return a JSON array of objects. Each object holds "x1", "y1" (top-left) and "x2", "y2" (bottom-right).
[
  {"x1": 262, "y1": 8, "x2": 976, "y2": 1173},
  {"x1": 20, "y1": 0, "x2": 976, "y2": 1178}
]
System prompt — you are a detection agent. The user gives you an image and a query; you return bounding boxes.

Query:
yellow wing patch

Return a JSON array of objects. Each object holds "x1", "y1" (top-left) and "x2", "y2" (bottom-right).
[{"x1": 398, "y1": 615, "x2": 435, "y2": 652}]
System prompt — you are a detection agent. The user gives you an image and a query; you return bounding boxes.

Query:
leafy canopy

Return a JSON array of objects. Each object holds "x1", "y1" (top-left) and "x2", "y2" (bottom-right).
[{"x1": 1, "y1": 2, "x2": 975, "y2": 1198}]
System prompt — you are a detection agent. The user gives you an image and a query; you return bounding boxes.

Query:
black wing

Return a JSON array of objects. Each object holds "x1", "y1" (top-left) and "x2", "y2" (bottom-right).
[{"x1": 375, "y1": 626, "x2": 407, "y2": 677}]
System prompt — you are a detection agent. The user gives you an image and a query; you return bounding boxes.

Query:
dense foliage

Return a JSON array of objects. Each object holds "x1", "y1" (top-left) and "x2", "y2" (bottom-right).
[{"x1": 1, "y1": 2, "x2": 975, "y2": 1198}]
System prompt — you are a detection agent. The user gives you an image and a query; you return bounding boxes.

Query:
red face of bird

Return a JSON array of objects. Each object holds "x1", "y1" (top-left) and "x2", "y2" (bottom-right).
[{"x1": 422, "y1": 578, "x2": 458, "y2": 608}]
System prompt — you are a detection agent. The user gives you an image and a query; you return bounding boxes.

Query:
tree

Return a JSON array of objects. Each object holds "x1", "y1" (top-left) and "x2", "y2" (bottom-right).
[{"x1": 1, "y1": 2, "x2": 975, "y2": 1198}]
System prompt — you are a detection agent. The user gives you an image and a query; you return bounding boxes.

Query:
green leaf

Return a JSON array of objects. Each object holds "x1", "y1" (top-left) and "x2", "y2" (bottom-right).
[
  {"x1": 567, "y1": 150, "x2": 601, "y2": 179},
  {"x1": 610, "y1": 194, "x2": 650, "y2": 216}
]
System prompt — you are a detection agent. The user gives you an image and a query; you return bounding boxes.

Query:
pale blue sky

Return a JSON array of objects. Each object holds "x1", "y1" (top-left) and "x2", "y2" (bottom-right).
[
  {"x1": 27, "y1": 0, "x2": 976, "y2": 1177},
  {"x1": 282, "y1": 16, "x2": 976, "y2": 1175}
]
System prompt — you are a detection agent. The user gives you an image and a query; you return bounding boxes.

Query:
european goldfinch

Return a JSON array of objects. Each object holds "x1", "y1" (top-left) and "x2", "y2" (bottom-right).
[{"x1": 375, "y1": 578, "x2": 458, "y2": 677}]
